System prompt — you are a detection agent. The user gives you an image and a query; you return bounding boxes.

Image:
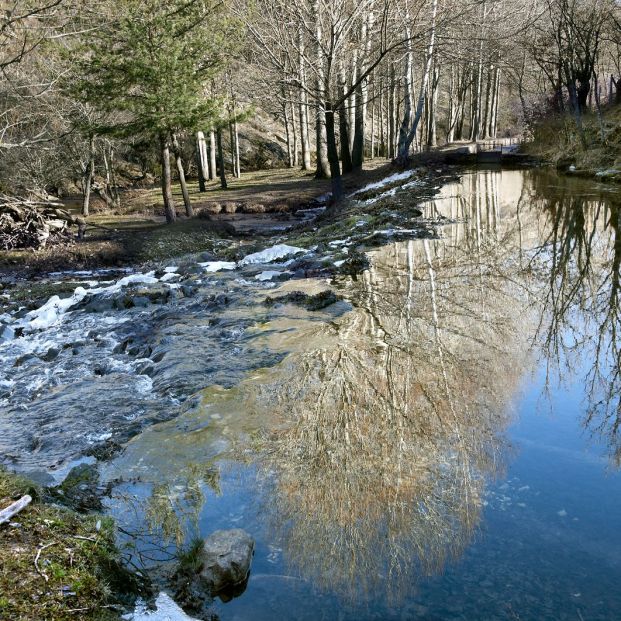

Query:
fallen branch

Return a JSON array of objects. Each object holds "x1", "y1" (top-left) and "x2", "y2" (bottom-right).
[
  {"x1": 34, "y1": 541, "x2": 59, "y2": 582},
  {"x1": 0, "y1": 195, "x2": 81, "y2": 249},
  {"x1": 0, "y1": 494, "x2": 32, "y2": 526}
]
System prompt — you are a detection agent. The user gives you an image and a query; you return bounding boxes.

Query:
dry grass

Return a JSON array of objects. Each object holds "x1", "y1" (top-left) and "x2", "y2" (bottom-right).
[{"x1": 524, "y1": 104, "x2": 621, "y2": 178}]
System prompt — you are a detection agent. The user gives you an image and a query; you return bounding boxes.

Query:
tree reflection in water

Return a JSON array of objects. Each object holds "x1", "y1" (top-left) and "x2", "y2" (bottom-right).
[
  {"x1": 108, "y1": 171, "x2": 621, "y2": 605},
  {"x1": 253, "y1": 171, "x2": 537, "y2": 602},
  {"x1": 528, "y1": 172, "x2": 621, "y2": 465},
  {"x1": 252, "y1": 170, "x2": 621, "y2": 602}
]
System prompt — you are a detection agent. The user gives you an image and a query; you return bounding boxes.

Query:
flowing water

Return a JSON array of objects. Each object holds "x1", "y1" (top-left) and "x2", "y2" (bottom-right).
[{"x1": 1, "y1": 169, "x2": 620, "y2": 620}]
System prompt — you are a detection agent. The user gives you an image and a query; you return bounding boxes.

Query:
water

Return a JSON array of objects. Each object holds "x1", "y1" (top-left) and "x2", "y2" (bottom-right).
[{"x1": 2, "y1": 169, "x2": 621, "y2": 620}]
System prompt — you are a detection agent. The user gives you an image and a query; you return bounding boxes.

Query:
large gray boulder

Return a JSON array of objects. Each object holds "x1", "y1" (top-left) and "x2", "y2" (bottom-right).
[{"x1": 200, "y1": 529, "x2": 254, "y2": 594}]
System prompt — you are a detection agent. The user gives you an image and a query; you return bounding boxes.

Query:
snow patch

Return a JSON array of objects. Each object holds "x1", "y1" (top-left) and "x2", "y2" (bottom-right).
[
  {"x1": 350, "y1": 170, "x2": 416, "y2": 197},
  {"x1": 123, "y1": 593, "x2": 200, "y2": 621}
]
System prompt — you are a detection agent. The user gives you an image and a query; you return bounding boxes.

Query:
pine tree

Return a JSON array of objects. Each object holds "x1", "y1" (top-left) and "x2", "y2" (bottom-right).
[{"x1": 69, "y1": 0, "x2": 237, "y2": 222}]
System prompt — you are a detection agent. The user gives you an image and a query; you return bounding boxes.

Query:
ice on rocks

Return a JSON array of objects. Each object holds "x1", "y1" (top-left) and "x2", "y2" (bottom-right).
[
  {"x1": 199, "y1": 261, "x2": 237, "y2": 272},
  {"x1": 239, "y1": 243, "x2": 305, "y2": 266},
  {"x1": 23, "y1": 287, "x2": 90, "y2": 332},
  {"x1": 4, "y1": 271, "x2": 172, "y2": 336},
  {"x1": 255, "y1": 270, "x2": 289, "y2": 281}
]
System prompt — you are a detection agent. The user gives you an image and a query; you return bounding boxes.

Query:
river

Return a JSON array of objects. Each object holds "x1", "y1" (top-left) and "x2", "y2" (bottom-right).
[{"x1": 1, "y1": 168, "x2": 620, "y2": 620}]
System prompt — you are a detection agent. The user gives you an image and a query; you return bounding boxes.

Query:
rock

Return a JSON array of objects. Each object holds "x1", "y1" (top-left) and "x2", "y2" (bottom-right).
[
  {"x1": 222, "y1": 202, "x2": 239, "y2": 214},
  {"x1": 200, "y1": 529, "x2": 254, "y2": 594},
  {"x1": 197, "y1": 204, "x2": 222, "y2": 216},
  {"x1": 337, "y1": 250, "x2": 370, "y2": 278},
  {"x1": 240, "y1": 202, "x2": 265, "y2": 214},
  {"x1": 264, "y1": 289, "x2": 341, "y2": 311},
  {"x1": 50, "y1": 463, "x2": 103, "y2": 512}
]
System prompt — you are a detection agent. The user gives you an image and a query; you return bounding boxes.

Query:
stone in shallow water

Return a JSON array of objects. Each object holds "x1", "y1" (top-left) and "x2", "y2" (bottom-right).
[{"x1": 200, "y1": 528, "x2": 254, "y2": 593}]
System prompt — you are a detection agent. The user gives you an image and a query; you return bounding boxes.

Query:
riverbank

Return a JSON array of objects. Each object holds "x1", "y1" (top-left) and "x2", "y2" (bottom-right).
[
  {"x1": 522, "y1": 105, "x2": 621, "y2": 182},
  {"x1": 0, "y1": 162, "x2": 397, "y2": 280},
  {"x1": 0, "y1": 468, "x2": 141, "y2": 621}
]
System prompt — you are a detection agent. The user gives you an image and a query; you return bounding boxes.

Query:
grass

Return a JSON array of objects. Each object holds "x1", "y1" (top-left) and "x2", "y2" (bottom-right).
[{"x1": 0, "y1": 469, "x2": 134, "y2": 621}]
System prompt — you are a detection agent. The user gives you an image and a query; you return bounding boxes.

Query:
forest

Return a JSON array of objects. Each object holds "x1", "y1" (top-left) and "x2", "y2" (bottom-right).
[{"x1": 0, "y1": 0, "x2": 619, "y2": 236}]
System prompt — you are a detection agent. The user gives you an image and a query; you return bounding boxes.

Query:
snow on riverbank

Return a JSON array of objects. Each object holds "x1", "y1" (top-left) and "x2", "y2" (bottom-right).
[
  {"x1": 123, "y1": 593, "x2": 199, "y2": 621},
  {"x1": 349, "y1": 170, "x2": 416, "y2": 197}
]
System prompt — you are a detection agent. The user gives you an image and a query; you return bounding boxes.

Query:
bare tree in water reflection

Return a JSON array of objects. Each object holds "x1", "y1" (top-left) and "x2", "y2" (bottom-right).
[
  {"x1": 529, "y1": 173, "x2": 621, "y2": 464},
  {"x1": 253, "y1": 188, "x2": 533, "y2": 602}
]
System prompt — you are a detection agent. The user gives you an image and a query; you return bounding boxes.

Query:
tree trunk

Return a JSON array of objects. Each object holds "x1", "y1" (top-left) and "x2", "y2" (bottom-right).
[
  {"x1": 233, "y1": 117, "x2": 241, "y2": 178},
  {"x1": 426, "y1": 63, "x2": 439, "y2": 147},
  {"x1": 370, "y1": 79, "x2": 376, "y2": 158},
  {"x1": 379, "y1": 77, "x2": 386, "y2": 157},
  {"x1": 217, "y1": 128, "x2": 227, "y2": 189},
  {"x1": 290, "y1": 94, "x2": 299, "y2": 167},
  {"x1": 209, "y1": 130, "x2": 217, "y2": 180},
  {"x1": 396, "y1": 0, "x2": 438, "y2": 164},
  {"x1": 109, "y1": 148, "x2": 121, "y2": 208},
  {"x1": 325, "y1": 103, "x2": 343, "y2": 202},
  {"x1": 196, "y1": 131, "x2": 209, "y2": 192},
  {"x1": 470, "y1": 42, "x2": 484, "y2": 141},
  {"x1": 388, "y1": 64, "x2": 396, "y2": 159},
  {"x1": 298, "y1": 28, "x2": 312, "y2": 170},
  {"x1": 352, "y1": 80, "x2": 365, "y2": 169},
  {"x1": 338, "y1": 63, "x2": 353, "y2": 173},
  {"x1": 160, "y1": 134, "x2": 176, "y2": 223},
  {"x1": 283, "y1": 90, "x2": 294, "y2": 168},
  {"x1": 82, "y1": 133, "x2": 95, "y2": 217},
  {"x1": 315, "y1": 105, "x2": 330, "y2": 178},
  {"x1": 489, "y1": 67, "x2": 500, "y2": 137},
  {"x1": 172, "y1": 133, "x2": 193, "y2": 217},
  {"x1": 313, "y1": 0, "x2": 330, "y2": 179},
  {"x1": 446, "y1": 64, "x2": 457, "y2": 143},
  {"x1": 299, "y1": 95, "x2": 311, "y2": 170},
  {"x1": 102, "y1": 143, "x2": 120, "y2": 209},
  {"x1": 482, "y1": 64, "x2": 493, "y2": 139},
  {"x1": 229, "y1": 120, "x2": 237, "y2": 177}
]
